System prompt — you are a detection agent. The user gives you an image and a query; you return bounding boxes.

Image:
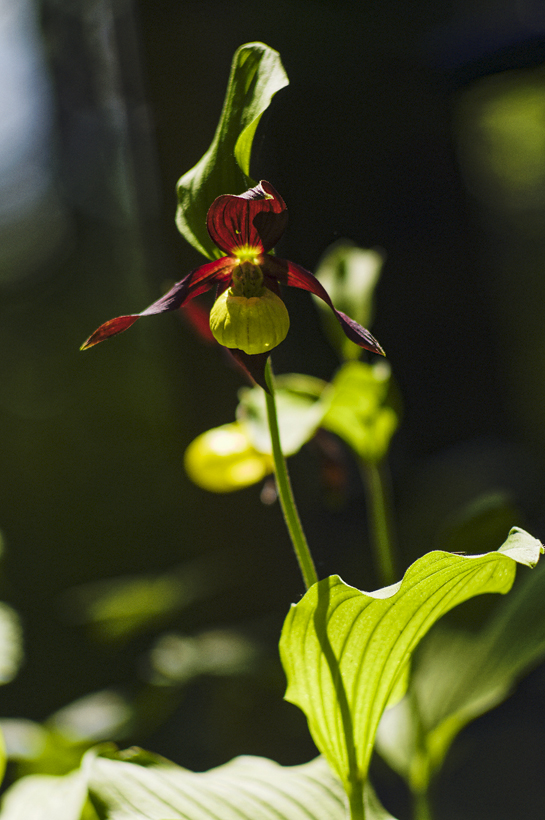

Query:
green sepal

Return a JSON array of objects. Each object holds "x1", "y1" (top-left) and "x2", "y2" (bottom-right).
[{"x1": 176, "y1": 43, "x2": 289, "y2": 260}]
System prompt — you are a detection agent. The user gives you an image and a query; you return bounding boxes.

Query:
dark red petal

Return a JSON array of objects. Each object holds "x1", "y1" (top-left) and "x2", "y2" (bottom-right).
[
  {"x1": 81, "y1": 257, "x2": 234, "y2": 349},
  {"x1": 263, "y1": 257, "x2": 385, "y2": 357},
  {"x1": 229, "y1": 350, "x2": 270, "y2": 392},
  {"x1": 207, "y1": 180, "x2": 288, "y2": 255},
  {"x1": 140, "y1": 258, "x2": 234, "y2": 316},
  {"x1": 80, "y1": 315, "x2": 140, "y2": 350}
]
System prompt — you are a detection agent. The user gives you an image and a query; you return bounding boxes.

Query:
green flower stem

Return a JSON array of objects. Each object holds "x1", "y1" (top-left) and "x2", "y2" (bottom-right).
[
  {"x1": 360, "y1": 460, "x2": 398, "y2": 587},
  {"x1": 264, "y1": 359, "x2": 318, "y2": 590},
  {"x1": 347, "y1": 783, "x2": 365, "y2": 820},
  {"x1": 413, "y1": 790, "x2": 433, "y2": 820}
]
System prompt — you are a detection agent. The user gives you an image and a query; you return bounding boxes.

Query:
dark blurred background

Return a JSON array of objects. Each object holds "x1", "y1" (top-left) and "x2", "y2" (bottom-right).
[{"x1": 1, "y1": 0, "x2": 545, "y2": 817}]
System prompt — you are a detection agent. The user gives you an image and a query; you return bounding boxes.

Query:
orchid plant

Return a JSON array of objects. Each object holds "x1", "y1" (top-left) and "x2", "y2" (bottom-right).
[
  {"x1": 1, "y1": 41, "x2": 545, "y2": 820},
  {"x1": 81, "y1": 180, "x2": 383, "y2": 388}
]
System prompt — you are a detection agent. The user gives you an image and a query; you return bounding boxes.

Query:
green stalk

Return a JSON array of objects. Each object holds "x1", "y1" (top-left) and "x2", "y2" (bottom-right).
[
  {"x1": 264, "y1": 359, "x2": 318, "y2": 590},
  {"x1": 360, "y1": 460, "x2": 398, "y2": 587},
  {"x1": 347, "y1": 783, "x2": 365, "y2": 820},
  {"x1": 412, "y1": 790, "x2": 433, "y2": 820}
]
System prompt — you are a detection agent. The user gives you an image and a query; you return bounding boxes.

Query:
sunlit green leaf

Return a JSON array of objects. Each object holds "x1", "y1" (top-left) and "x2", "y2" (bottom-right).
[
  {"x1": 0, "y1": 603, "x2": 23, "y2": 685},
  {"x1": 376, "y1": 549, "x2": 545, "y2": 792},
  {"x1": 0, "y1": 747, "x2": 400, "y2": 820},
  {"x1": 0, "y1": 769, "x2": 88, "y2": 820},
  {"x1": 10, "y1": 731, "x2": 88, "y2": 780},
  {"x1": 176, "y1": 43, "x2": 289, "y2": 259},
  {"x1": 321, "y1": 360, "x2": 398, "y2": 463},
  {"x1": 85, "y1": 747, "x2": 399, "y2": 820},
  {"x1": 87, "y1": 748, "x2": 350, "y2": 820},
  {"x1": 0, "y1": 726, "x2": 5, "y2": 789},
  {"x1": 237, "y1": 374, "x2": 328, "y2": 457},
  {"x1": 313, "y1": 242, "x2": 384, "y2": 360},
  {"x1": 279, "y1": 528, "x2": 542, "y2": 799}
]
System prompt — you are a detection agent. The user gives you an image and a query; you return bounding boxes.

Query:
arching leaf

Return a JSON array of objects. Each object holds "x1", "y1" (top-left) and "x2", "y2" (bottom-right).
[
  {"x1": 176, "y1": 43, "x2": 289, "y2": 259},
  {"x1": 279, "y1": 529, "x2": 542, "y2": 798}
]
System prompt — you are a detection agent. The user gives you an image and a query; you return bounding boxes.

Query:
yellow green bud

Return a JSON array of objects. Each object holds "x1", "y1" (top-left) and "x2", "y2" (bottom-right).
[
  {"x1": 184, "y1": 422, "x2": 273, "y2": 492},
  {"x1": 209, "y1": 286, "x2": 290, "y2": 355}
]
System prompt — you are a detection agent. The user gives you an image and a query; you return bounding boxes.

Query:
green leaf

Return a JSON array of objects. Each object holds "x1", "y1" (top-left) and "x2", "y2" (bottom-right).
[
  {"x1": 279, "y1": 528, "x2": 542, "y2": 801},
  {"x1": 237, "y1": 374, "x2": 328, "y2": 457},
  {"x1": 0, "y1": 603, "x2": 23, "y2": 782},
  {"x1": 320, "y1": 360, "x2": 398, "y2": 463},
  {"x1": 0, "y1": 603, "x2": 23, "y2": 685},
  {"x1": 85, "y1": 748, "x2": 399, "y2": 820},
  {"x1": 1, "y1": 748, "x2": 400, "y2": 820},
  {"x1": 87, "y1": 749, "x2": 349, "y2": 820},
  {"x1": 0, "y1": 726, "x2": 5, "y2": 788},
  {"x1": 175, "y1": 43, "x2": 289, "y2": 259},
  {"x1": 0, "y1": 769, "x2": 88, "y2": 820},
  {"x1": 376, "y1": 543, "x2": 545, "y2": 792}
]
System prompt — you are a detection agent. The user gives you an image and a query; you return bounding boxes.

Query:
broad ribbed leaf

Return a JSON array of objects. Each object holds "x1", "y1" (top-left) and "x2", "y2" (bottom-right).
[
  {"x1": 0, "y1": 747, "x2": 400, "y2": 820},
  {"x1": 86, "y1": 748, "x2": 399, "y2": 820},
  {"x1": 376, "y1": 554, "x2": 545, "y2": 792},
  {"x1": 176, "y1": 43, "x2": 288, "y2": 259},
  {"x1": 279, "y1": 528, "x2": 542, "y2": 796},
  {"x1": 87, "y1": 749, "x2": 346, "y2": 820}
]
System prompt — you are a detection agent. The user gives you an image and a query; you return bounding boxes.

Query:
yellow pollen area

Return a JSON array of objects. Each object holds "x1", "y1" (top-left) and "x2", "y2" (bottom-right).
[{"x1": 232, "y1": 245, "x2": 262, "y2": 265}]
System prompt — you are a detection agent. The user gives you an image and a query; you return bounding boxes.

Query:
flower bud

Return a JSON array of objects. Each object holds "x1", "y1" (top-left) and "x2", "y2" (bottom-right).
[
  {"x1": 209, "y1": 286, "x2": 290, "y2": 355},
  {"x1": 184, "y1": 422, "x2": 273, "y2": 492}
]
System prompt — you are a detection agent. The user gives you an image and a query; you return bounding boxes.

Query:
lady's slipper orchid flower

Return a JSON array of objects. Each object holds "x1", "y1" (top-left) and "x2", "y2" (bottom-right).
[{"x1": 81, "y1": 181, "x2": 384, "y2": 386}]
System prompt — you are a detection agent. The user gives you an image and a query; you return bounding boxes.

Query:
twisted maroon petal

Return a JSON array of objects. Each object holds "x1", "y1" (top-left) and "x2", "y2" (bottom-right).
[
  {"x1": 206, "y1": 180, "x2": 288, "y2": 255},
  {"x1": 263, "y1": 256, "x2": 385, "y2": 357},
  {"x1": 81, "y1": 257, "x2": 235, "y2": 350}
]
